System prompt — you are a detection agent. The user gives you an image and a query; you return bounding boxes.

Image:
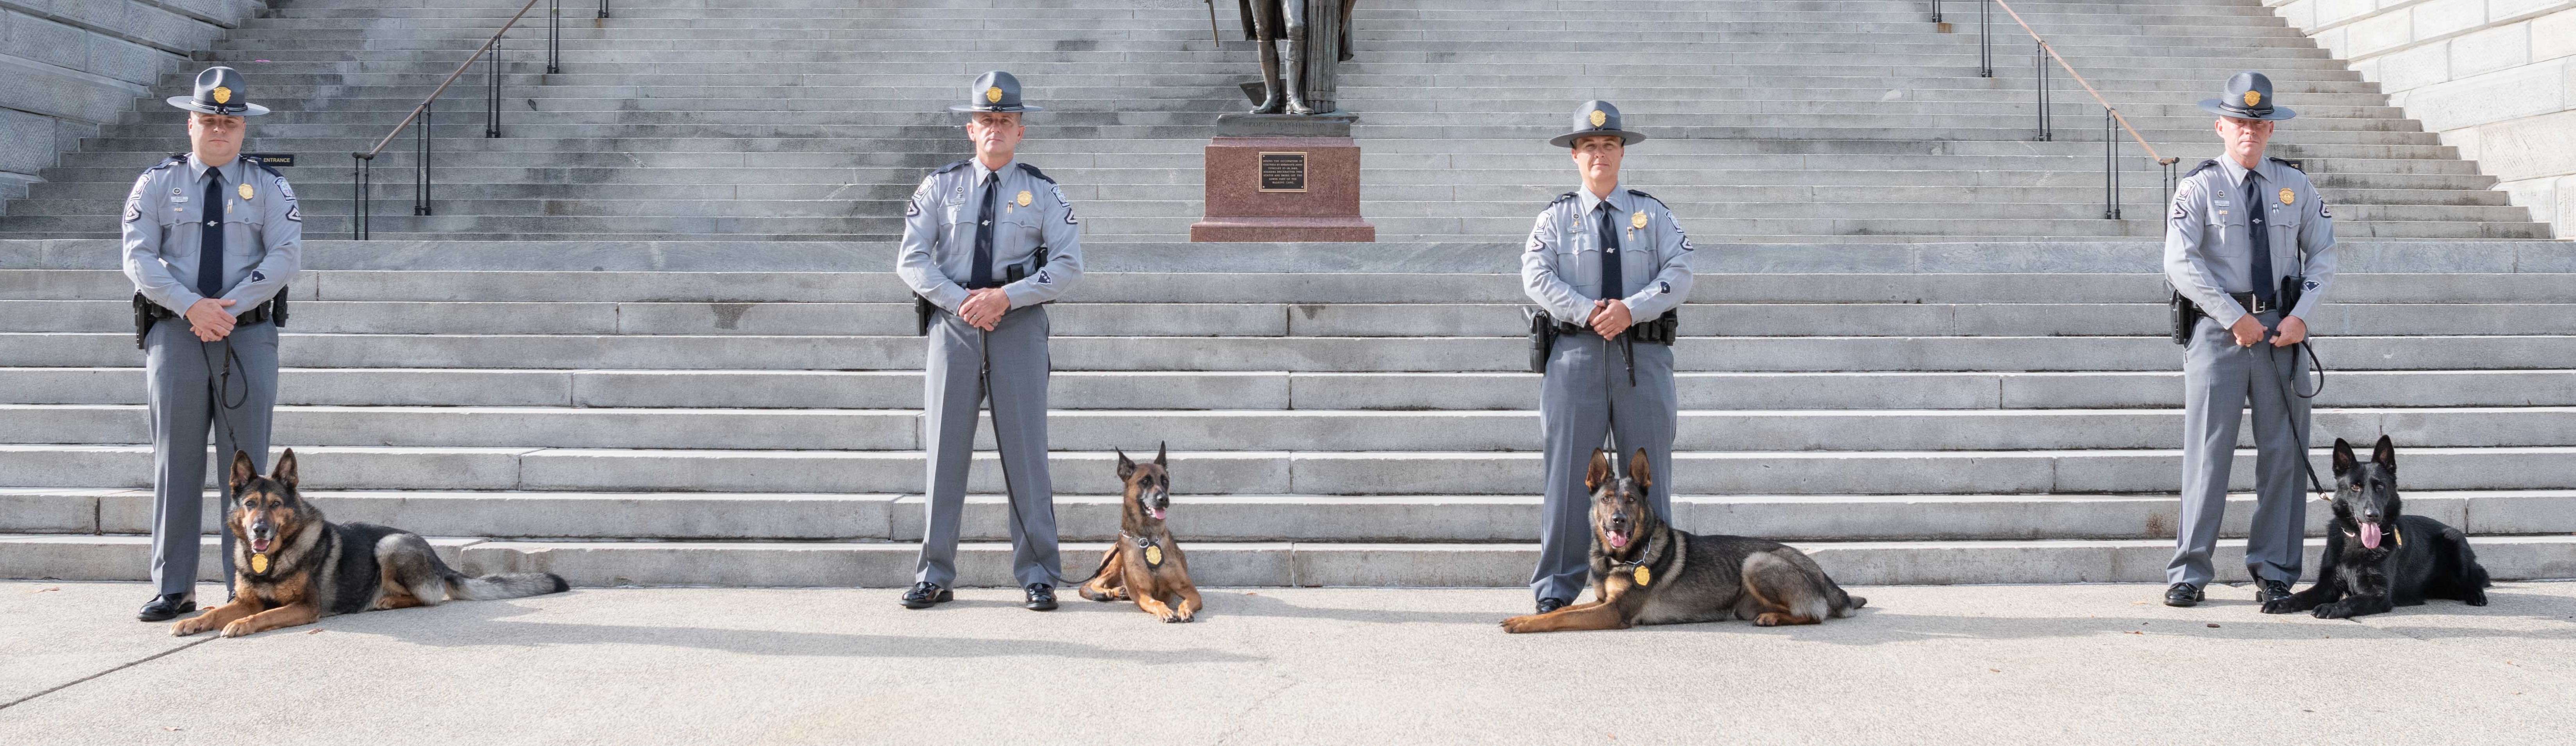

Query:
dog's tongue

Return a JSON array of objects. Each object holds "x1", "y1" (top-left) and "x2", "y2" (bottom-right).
[
  {"x1": 251, "y1": 538, "x2": 271, "y2": 553},
  {"x1": 2360, "y1": 523, "x2": 2382, "y2": 550},
  {"x1": 1147, "y1": 507, "x2": 1165, "y2": 521},
  {"x1": 1606, "y1": 530, "x2": 1629, "y2": 550}
]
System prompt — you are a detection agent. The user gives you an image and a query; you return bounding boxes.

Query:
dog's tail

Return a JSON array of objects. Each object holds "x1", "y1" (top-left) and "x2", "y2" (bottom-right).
[{"x1": 424, "y1": 551, "x2": 569, "y2": 600}]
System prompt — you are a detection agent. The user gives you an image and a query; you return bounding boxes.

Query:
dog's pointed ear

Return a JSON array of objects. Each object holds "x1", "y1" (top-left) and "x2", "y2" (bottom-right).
[
  {"x1": 1585, "y1": 448, "x2": 1612, "y2": 491},
  {"x1": 1115, "y1": 448, "x2": 1135, "y2": 480},
  {"x1": 229, "y1": 450, "x2": 258, "y2": 494},
  {"x1": 1155, "y1": 441, "x2": 1167, "y2": 468},
  {"x1": 273, "y1": 448, "x2": 298, "y2": 491},
  {"x1": 1628, "y1": 448, "x2": 1653, "y2": 489},
  {"x1": 2332, "y1": 438, "x2": 2357, "y2": 476},
  {"x1": 2372, "y1": 435, "x2": 2396, "y2": 471}
]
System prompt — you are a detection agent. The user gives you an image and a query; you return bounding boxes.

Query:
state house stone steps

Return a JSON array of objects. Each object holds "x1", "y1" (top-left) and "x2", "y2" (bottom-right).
[
  {"x1": 2, "y1": 238, "x2": 2572, "y2": 586},
  {"x1": 0, "y1": 0, "x2": 2551, "y2": 242}
]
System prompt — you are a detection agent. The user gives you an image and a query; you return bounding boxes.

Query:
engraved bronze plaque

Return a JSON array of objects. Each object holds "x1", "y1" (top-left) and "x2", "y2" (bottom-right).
[{"x1": 1258, "y1": 151, "x2": 1307, "y2": 192}]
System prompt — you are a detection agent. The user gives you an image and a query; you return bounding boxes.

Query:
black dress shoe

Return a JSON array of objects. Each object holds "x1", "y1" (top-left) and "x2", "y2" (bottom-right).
[
  {"x1": 2164, "y1": 583, "x2": 2204, "y2": 607},
  {"x1": 1023, "y1": 583, "x2": 1058, "y2": 611},
  {"x1": 137, "y1": 593, "x2": 195, "y2": 622},
  {"x1": 899, "y1": 581, "x2": 950, "y2": 609},
  {"x1": 2254, "y1": 579, "x2": 2295, "y2": 603},
  {"x1": 1536, "y1": 597, "x2": 1570, "y2": 614}
]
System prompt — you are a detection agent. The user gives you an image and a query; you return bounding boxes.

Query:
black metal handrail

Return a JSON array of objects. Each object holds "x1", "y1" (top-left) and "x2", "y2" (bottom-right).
[
  {"x1": 1949, "y1": 0, "x2": 2181, "y2": 220},
  {"x1": 351, "y1": 0, "x2": 595, "y2": 239}
]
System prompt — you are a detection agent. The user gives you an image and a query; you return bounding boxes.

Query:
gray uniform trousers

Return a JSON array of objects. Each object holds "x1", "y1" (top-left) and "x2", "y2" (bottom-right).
[
  {"x1": 1532, "y1": 332, "x2": 1676, "y2": 602},
  {"x1": 2169, "y1": 309, "x2": 2311, "y2": 587},
  {"x1": 143, "y1": 317, "x2": 278, "y2": 597},
  {"x1": 913, "y1": 304, "x2": 1063, "y2": 588}
]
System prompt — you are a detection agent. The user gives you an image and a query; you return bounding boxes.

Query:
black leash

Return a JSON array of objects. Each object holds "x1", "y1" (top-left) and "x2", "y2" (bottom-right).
[{"x1": 2258, "y1": 331, "x2": 2329, "y2": 499}]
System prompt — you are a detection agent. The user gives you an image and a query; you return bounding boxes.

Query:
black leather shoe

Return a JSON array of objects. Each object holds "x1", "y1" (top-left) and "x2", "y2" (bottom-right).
[
  {"x1": 1023, "y1": 584, "x2": 1058, "y2": 611},
  {"x1": 2254, "y1": 579, "x2": 2295, "y2": 603},
  {"x1": 2164, "y1": 583, "x2": 2204, "y2": 607},
  {"x1": 898, "y1": 582, "x2": 950, "y2": 609},
  {"x1": 1536, "y1": 597, "x2": 1570, "y2": 614},
  {"x1": 137, "y1": 593, "x2": 195, "y2": 622}
]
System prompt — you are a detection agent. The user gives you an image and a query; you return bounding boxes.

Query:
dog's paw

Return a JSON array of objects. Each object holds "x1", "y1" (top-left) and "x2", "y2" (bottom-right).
[
  {"x1": 169, "y1": 616, "x2": 212, "y2": 637},
  {"x1": 1499, "y1": 615, "x2": 1539, "y2": 633},
  {"x1": 218, "y1": 619, "x2": 258, "y2": 638},
  {"x1": 2311, "y1": 602, "x2": 2354, "y2": 620},
  {"x1": 2465, "y1": 592, "x2": 2489, "y2": 607},
  {"x1": 2259, "y1": 598, "x2": 2298, "y2": 614}
]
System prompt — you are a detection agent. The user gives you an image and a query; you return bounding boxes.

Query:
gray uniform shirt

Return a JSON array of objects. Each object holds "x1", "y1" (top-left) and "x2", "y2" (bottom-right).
[
  {"x1": 1522, "y1": 185, "x2": 1696, "y2": 325},
  {"x1": 120, "y1": 154, "x2": 303, "y2": 316},
  {"x1": 2164, "y1": 156, "x2": 2337, "y2": 328},
  {"x1": 895, "y1": 158, "x2": 1085, "y2": 312}
]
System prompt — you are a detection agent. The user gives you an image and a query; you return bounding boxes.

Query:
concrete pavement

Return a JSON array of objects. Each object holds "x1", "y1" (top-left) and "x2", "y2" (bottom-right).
[{"x1": 2, "y1": 580, "x2": 2571, "y2": 744}]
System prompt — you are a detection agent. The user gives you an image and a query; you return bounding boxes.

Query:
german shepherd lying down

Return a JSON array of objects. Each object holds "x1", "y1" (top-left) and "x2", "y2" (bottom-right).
[
  {"x1": 172, "y1": 450, "x2": 569, "y2": 638},
  {"x1": 1070, "y1": 444, "x2": 1205, "y2": 622},
  {"x1": 2262, "y1": 436, "x2": 2491, "y2": 619},
  {"x1": 1503, "y1": 448, "x2": 1864, "y2": 633}
]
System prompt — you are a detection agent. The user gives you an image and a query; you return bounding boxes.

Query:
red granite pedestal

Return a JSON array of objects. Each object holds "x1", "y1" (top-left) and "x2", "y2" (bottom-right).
[{"x1": 1190, "y1": 114, "x2": 1374, "y2": 242}]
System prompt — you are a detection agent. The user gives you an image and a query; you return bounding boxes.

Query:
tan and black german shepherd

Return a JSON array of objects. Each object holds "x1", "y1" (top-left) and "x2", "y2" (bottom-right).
[
  {"x1": 1070, "y1": 444, "x2": 1204, "y2": 622},
  {"x1": 1502, "y1": 448, "x2": 1866, "y2": 633},
  {"x1": 171, "y1": 450, "x2": 569, "y2": 638}
]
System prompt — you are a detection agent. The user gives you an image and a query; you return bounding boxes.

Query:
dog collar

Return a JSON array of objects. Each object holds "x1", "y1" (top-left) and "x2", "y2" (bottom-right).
[
  {"x1": 1124, "y1": 532, "x2": 1165, "y2": 568},
  {"x1": 1608, "y1": 528, "x2": 1670, "y2": 586}
]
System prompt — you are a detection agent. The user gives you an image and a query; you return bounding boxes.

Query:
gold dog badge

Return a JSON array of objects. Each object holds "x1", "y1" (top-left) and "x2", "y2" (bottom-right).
[
  {"x1": 1016, "y1": 190, "x2": 1032, "y2": 207},
  {"x1": 1632, "y1": 566, "x2": 1651, "y2": 587},
  {"x1": 1630, "y1": 210, "x2": 1647, "y2": 229},
  {"x1": 985, "y1": 86, "x2": 1004, "y2": 104},
  {"x1": 2243, "y1": 90, "x2": 2260, "y2": 107},
  {"x1": 213, "y1": 86, "x2": 232, "y2": 104},
  {"x1": 1145, "y1": 544, "x2": 1163, "y2": 567},
  {"x1": 2278, "y1": 188, "x2": 2295, "y2": 205},
  {"x1": 238, "y1": 183, "x2": 254, "y2": 201},
  {"x1": 249, "y1": 553, "x2": 268, "y2": 573},
  {"x1": 1589, "y1": 109, "x2": 1607, "y2": 127}
]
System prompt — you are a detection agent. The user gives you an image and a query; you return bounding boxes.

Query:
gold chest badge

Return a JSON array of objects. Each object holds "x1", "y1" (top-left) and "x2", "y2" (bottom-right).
[
  {"x1": 1632, "y1": 565, "x2": 1651, "y2": 587},
  {"x1": 238, "y1": 183, "x2": 254, "y2": 201},
  {"x1": 2277, "y1": 188, "x2": 2294, "y2": 205},
  {"x1": 1629, "y1": 210, "x2": 1647, "y2": 230},
  {"x1": 249, "y1": 553, "x2": 269, "y2": 573},
  {"x1": 1144, "y1": 543, "x2": 1164, "y2": 567},
  {"x1": 1016, "y1": 190, "x2": 1032, "y2": 207}
]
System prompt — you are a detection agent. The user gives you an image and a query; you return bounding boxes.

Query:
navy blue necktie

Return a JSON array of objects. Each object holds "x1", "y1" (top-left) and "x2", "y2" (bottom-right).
[
  {"x1": 2246, "y1": 177, "x2": 2274, "y2": 308},
  {"x1": 969, "y1": 172, "x2": 999, "y2": 289},
  {"x1": 197, "y1": 168, "x2": 226, "y2": 300},
  {"x1": 1595, "y1": 201, "x2": 1623, "y2": 301}
]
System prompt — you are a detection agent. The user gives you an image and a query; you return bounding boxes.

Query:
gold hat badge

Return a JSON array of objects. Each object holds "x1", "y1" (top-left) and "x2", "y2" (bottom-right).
[
  {"x1": 1588, "y1": 109, "x2": 1607, "y2": 127},
  {"x1": 238, "y1": 183, "x2": 253, "y2": 201},
  {"x1": 2278, "y1": 187, "x2": 2295, "y2": 205},
  {"x1": 2243, "y1": 89, "x2": 2261, "y2": 107},
  {"x1": 1631, "y1": 210, "x2": 1648, "y2": 229},
  {"x1": 1016, "y1": 190, "x2": 1032, "y2": 207},
  {"x1": 985, "y1": 86, "x2": 1004, "y2": 104},
  {"x1": 212, "y1": 86, "x2": 232, "y2": 104}
]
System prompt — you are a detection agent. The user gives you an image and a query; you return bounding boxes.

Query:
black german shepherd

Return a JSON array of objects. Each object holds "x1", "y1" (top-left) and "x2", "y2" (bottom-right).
[
  {"x1": 171, "y1": 450, "x2": 569, "y2": 638},
  {"x1": 1502, "y1": 448, "x2": 1865, "y2": 633},
  {"x1": 2261, "y1": 436, "x2": 2491, "y2": 619}
]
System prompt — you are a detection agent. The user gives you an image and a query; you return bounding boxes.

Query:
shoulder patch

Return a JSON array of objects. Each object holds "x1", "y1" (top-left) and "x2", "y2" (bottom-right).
[
  {"x1": 2183, "y1": 159, "x2": 2220, "y2": 178},
  {"x1": 1016, "y1": 162, "x2": 1057, "y2": 184},
  {"x1": 284, "y1": 203, "x2": 301, "y2": 222}
]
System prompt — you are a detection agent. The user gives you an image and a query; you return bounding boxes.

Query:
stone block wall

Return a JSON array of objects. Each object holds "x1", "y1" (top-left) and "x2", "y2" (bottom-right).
[
  {"x1": 0, "y1": 0, "x2": 270, "y2": 209},
  {"x1": 2268, "y1": 0, "x2": 2576, "y2": 238}
]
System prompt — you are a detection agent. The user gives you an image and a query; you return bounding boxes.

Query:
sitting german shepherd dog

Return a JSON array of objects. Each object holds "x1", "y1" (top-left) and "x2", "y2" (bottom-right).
[
  {"x1": 2262, "y1": 436, "x2": 2490, "y2": 619},
  {"x1": 172, "y1": 450, "x2": 569, "y2": 638},
  {"x1": 1503, "y1": 448, "x2": 1864, "y2": 633},
  {"x1": 1071, "y1": 444, "x2": 1204, "y2": 622}
]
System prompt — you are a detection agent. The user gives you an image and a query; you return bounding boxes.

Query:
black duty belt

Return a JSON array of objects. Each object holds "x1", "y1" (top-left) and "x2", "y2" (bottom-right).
[{"x1": 2228, "y1": 292, "x2": 2283, "y2": 314}]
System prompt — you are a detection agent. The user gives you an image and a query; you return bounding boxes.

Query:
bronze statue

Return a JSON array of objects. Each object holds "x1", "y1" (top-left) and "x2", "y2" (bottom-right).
[{"x1": 1239, "y1": 0, "x2": 1355, "y2": 115}]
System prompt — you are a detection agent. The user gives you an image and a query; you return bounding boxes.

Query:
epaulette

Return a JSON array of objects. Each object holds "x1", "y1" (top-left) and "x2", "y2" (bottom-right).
[
  {"x1": 250, "y1": 159, "x2": 287, "y2": 180},
  {"x1": 1550, "y1": 191, "x2": 1578, "y2": 205},
  {"x1": 146, "y1": 153, "x2": 188, "y2": 171},
  {"x1": 2183, "y1": 159, "x2": 2220, "y2": 177},
  {"x1": 2268, "y1": 156, "x2": 2304, "y2": 171},
  {"x1": 1016, "y1": 162, "x2": 1056, "y2": 183},
  {"x1": 1625, "y1": 189, "x2": 1664, "y2": 206},
  {"x1": 930, "y1": 159, "x2": 973, "y2": 176}
]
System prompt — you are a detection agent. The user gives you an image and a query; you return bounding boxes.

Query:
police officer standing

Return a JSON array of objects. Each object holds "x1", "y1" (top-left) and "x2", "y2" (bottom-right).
[
  {"x1": 2164, "y1": 72, "x2": 2338, "y2": 607},
  {"x1": 125, "y1": 67, "x2": 302, "y2": 622},
  {"x1": 893, "y1": 71, "x2": 1085, "y2": 611},
  {"x1": 1522, "y1": 101, "x2": 1694, "y2": 613}
]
